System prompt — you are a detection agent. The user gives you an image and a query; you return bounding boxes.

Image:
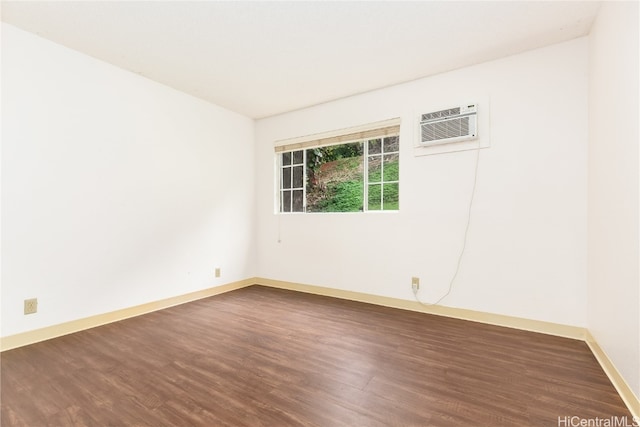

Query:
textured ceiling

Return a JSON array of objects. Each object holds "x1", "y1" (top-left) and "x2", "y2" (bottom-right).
[{"x1": 1, "y1": 1, "x2": 600, "y2": 118}]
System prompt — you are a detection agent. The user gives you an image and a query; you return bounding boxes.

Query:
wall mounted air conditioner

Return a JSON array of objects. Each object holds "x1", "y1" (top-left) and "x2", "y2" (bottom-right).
[{"x1": 419, "y1": 104, "x2": 477, "y2": 147}]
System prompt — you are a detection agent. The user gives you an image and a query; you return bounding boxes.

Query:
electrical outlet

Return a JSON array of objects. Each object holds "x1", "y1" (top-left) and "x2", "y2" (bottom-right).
[
  {"x1": 411, "y1": 277, "x2": 420, "y2": 291},
  {"x1": 215, "y1": 267, "x2": 221, "y2": 278},
  {"x1": 24, "y1": 298, "x2": 38, "y2": 315}
]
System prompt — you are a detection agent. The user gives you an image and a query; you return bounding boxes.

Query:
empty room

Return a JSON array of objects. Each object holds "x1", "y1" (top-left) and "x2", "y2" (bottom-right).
[{"x1": 1, "y1": 1, "x2": 638, "y2": 426}]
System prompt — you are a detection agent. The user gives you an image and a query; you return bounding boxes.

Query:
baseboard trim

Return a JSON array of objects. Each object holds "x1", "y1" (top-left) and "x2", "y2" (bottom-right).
[
  {"x1": 585, "y1": 331, "x2": 640, "y2": 418},
  {"x1": 254, "y1": 277, "x2": 586, "y2": 340},
  {"x1": 3, "y1": 276, "x2": 636, "y2": 418},
  {"x1": 256, "y1": 278, "x2": 640, "y2": 416},
  {"x1": 0, "y1": 279, "x2": 254, "y2": 352}
]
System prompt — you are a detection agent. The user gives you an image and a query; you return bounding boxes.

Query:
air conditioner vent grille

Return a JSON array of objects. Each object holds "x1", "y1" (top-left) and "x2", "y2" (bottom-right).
[
  {"x1": 418, "y1": 104, "x2": 477, "y2": 147},
  {"x1": 421, "y1": 117, "x2": 470, "y2": 143},
  {"x1": 421, "y1": 107, "x2": 461, "y2": 122}
]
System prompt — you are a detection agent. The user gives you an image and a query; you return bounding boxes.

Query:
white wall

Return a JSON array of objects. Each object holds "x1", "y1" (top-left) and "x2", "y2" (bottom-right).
[
  {"x1": 2, "y1": 6, "x2": 636, "y2": 399},
  {"x1": 1, "y1": 24, "x2": 256, "y2": 337},
  {"x1": 256, "y1": 38, "x2": 589, "y2": 327},
  {"x1": 587, "y1": 2, "x2": 640, "y2": 398}
]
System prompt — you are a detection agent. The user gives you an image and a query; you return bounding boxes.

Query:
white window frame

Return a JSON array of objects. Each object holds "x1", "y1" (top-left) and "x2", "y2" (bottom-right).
[
  {"x1": 278, "y1": 149, "x2": 306, "y2": 212},
  {"x1": 364, "y1": 137, "x2": 400, "y2": 211},
  {"x1": 274, "y1": 118, "x2": 401, "y2": 214}
]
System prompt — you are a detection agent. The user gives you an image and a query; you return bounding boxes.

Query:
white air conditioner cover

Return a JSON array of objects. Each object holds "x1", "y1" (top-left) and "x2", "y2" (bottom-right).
[{"x1": 419, "y1": 104, "x2": 477, "y2": 146}]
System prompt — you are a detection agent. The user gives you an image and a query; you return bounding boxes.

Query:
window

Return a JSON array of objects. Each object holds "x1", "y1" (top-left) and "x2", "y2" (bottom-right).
[
  {"x1": 276, "y1": 120, "x2": 400, "y2": 213},
  {"x1": 280, "y1": 150, "x2": 305, "y2": 212},
  {"x1": 366, "y1": 136, "x2": 399, "y2": 211}
]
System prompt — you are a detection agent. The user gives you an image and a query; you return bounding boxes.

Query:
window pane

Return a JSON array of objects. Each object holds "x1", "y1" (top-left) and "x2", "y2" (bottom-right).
[
  {"x1": 383, "y1": 136, "x2": 399, "y2": 153},
  {"x1": 306, "y1": 142, "x2": 363, "y2": 212},
  {"x1": 368, "y1": 183, "x2": 382, "y2": 211},
  {"x1": 383, "y1": 183, "x2": 399, "y2": 210},
  {"x1": 277, "y1": 133, "x2": 398, "y2": 214},
  {"x1": 383, "y1": 154, "x2": 399, "y2": 181},
  {"x1": 292, "y1": 190, "x2": 304, "y2": 212},
  {"x1": 367, "y1": 156, "x2": 382, "y2": 183},
  {"x1": 282, "y1": 191, "x2": 291, "y2": 212},
  {"x1": 293, "y1": 150, "x2": 304, "y2": 165},
  {"x1": 368, "y1": 138, "x2": 382, "y2": 155},
  {"x1": 293, "y1": 165, "x2": 304, "y2": 188},
  {"x1": 282, "y1": 167, "x2": 292, "y2": 189}
]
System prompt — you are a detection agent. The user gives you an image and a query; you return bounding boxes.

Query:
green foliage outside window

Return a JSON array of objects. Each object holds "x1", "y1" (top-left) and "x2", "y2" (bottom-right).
[{"x1": 280, "y1": 136, "x2": 399, "y2": 213}]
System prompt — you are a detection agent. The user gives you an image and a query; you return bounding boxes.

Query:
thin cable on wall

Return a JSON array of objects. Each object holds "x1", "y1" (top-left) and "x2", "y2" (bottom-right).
[{"x1": 413, "y1": 139, "x2": 481, "y2": 307}]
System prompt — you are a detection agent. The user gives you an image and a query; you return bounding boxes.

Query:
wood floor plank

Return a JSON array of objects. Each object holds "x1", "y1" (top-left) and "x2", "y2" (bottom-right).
[{"x1": 1, "y1": 285, "x2": 632, "y2": 426}]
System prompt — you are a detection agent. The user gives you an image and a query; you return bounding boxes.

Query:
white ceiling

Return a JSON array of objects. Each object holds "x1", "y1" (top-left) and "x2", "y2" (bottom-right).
[{"x1": 1, "y1": 1, "x2": 600, "y2": 119}]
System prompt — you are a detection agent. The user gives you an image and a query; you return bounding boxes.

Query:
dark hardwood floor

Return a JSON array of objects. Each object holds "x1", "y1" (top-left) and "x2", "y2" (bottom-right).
[{"x1": 1, "y1": 285, "x2": 632, "y2": 426}]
